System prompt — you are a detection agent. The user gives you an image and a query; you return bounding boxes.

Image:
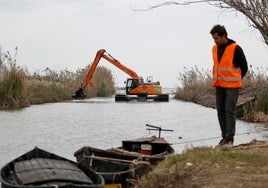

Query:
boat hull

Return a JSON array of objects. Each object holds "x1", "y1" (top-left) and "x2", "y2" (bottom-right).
[
  {"x1": 74, "y1": 136, "x2": 174, "y2": 187},
  {"x1": 0, "y1": 147, "x2": 104, "y2": 188}
]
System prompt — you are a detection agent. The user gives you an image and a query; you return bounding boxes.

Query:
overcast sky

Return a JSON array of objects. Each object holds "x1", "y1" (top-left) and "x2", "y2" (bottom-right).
[{"x1": 1, "y1": 0, "x2": 267, "y2": 88}]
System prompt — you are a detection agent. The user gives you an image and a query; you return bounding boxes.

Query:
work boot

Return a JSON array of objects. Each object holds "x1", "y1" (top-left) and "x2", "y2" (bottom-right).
[
  {"x1": 215, "y1": 139, "x2": 225, "y2": 149},
  {"x1": 221, "y1": 139, "x2": 233, "y2": 150}
]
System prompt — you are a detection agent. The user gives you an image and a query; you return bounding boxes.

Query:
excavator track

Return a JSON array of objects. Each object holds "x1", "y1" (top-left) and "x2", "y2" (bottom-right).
[
  {"x1": 153, "y1": 94, "x2": 169, "y2": 102},
  {"x1": 115, "y1": 94, "x2": 169, "y2": 102},
  {"x1": 115, "y1": 94, "x2": 131, "y2": 102}
]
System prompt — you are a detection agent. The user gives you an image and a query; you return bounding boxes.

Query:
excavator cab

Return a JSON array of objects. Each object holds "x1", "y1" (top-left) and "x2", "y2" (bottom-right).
[
  {"x1": 126, "y1": 78, "x2": 142, "y2": 95},
  {"x1": 116, "y1": 77, "x2": 169, "y2": 102}
]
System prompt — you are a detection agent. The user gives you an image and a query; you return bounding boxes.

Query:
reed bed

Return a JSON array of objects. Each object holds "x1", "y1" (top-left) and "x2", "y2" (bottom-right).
[{"x1": 0, "y1": 48, "x2": 115, "y2": 109}]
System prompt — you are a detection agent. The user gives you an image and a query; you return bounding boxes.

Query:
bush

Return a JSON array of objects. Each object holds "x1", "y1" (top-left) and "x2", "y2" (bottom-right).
[{"x1": 93, "y1": 66, "x2": 115, "y2": 97}]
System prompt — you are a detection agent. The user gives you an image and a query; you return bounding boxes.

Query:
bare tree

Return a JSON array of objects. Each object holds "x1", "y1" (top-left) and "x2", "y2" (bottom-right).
[
  {"x1": 134, "y1": 0, "x2": 268, "y2": 45},
  {"x1": 215, "y1": 0, "x2": 268, "y2": 45}
]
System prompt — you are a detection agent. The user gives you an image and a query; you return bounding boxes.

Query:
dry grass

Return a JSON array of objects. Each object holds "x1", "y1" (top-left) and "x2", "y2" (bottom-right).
[
  {"x1": 0, "y1": 64, "x2": 28, "y2": 109},
  {"x1": 25, "y1": 79, "x2": 72, "y2": 104},
  {"x1": 137, "y1": 141, "x2": 268, "y2": 188},
  {"x1": 175, "y1": 66, "x2": 213, "y2": 102}
]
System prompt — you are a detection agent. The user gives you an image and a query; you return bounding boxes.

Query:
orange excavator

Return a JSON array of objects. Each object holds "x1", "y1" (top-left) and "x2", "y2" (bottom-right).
[{"x1": 72, "y1": 49, "x2": 169, "y2": 102}]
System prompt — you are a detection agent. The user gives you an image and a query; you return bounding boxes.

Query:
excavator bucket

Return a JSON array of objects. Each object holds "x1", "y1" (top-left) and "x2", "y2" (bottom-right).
[{"x1": 72, "y1": 87, "x2": 86, "y2": 100}]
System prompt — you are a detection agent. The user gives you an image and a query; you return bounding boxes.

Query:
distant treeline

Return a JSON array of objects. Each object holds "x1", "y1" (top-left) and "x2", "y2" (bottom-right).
[{"x1": 0, "y1": 48, "x2": 115, "y2": 109}]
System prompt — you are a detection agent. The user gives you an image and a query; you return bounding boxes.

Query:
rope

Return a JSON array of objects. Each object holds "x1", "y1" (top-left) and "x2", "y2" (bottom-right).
[
  {"x1": 83, "y1": 154, "x2": 149, "y2": 164},
  {"x1": 97, "y1": 164, "x2": 144, "y2": 175},
  {"x1": 108, "y1": 148, "x2": 145, "y2": 157},
  {"x1": 83, "y1": 154, "x2": 151, "y2": 175},
  {"x1": 171, "y1": 130, "x2": 266, "y2": 145}
]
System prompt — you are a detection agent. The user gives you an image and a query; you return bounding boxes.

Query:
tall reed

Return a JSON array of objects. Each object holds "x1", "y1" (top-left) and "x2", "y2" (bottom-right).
[
  {"x1": 0, "y1": 64, "x2": 27, "y2": 109},
  {"x1": 175, "y1": 66, "x2": 213, "y2": 102}
]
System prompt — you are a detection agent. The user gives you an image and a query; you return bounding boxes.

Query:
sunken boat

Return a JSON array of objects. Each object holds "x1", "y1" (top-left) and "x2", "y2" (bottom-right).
[{"x1": 0, "y1": 147, "x2": 104, "y2": 188}]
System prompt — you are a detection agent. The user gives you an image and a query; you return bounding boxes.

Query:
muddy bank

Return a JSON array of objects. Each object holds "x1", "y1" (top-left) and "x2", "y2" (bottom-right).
[
  {"x1": 193, "y1": 86, "x2": 256, "y2": 109},
  {"x1": 186, "y1": 86, "x2": 268, "y2": 124}
]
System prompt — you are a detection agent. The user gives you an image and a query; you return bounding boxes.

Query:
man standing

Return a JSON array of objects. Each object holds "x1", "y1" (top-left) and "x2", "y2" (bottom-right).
[{"x1": 210, "y1": 25, "x2": 248, "y2": 149}]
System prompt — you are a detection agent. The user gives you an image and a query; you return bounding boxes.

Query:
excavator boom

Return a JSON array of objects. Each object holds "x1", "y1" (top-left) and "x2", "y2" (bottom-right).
[{"x1": 82, "y1": 49, "x2": 139, "y2": 90}]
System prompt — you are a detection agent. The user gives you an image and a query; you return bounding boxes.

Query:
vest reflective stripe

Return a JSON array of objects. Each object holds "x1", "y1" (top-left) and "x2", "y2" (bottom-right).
[
  {"x1": 212, "y1": 43, "x2": 242, "y2": 88},
  {"x1": 213, "y1": 67, "x2": 241, "y2": 73},
  {"x1": 213, "y1": 76, "x2": 242, "y2": 82}
]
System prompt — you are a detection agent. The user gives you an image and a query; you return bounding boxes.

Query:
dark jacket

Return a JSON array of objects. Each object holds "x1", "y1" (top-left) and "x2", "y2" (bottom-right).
[{"x1": 217, "y1": 39, "x2": 248, "y2": 78}]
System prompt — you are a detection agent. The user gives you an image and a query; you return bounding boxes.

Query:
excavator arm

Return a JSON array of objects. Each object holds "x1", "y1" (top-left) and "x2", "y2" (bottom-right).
[
  {"x1": 83, "y1": 49, "x2": 140, "y2": 90},
  {"x1": 72, "y1": 49, "x2": 140, "y2": 99}
]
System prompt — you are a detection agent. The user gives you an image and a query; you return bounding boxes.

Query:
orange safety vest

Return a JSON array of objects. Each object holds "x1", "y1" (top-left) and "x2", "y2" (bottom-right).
[{"x1": 212, "y1": 43, "x2": 242, "y2": 88}]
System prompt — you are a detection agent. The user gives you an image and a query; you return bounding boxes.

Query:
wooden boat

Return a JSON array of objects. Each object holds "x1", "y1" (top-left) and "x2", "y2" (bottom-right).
[
  {"x1": 0, "y1": 147, "x2": 104, "y2": 188},
  {"x1": 236, "y1": 97, "x2": 256, "y2": 118},
  {"x1": 74, "y1": 124, "x2": 174, "y2": 187}
]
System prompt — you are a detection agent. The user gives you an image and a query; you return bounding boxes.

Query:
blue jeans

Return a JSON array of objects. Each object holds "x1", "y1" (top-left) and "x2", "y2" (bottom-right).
[{"x1": 216, "y1": 87, "x2": 239, "y2": 141}]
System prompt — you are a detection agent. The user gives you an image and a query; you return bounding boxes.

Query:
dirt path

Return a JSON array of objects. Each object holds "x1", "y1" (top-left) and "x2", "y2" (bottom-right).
[{"x1": 233, "y1": 139, "x2": 268, "y2": 155}]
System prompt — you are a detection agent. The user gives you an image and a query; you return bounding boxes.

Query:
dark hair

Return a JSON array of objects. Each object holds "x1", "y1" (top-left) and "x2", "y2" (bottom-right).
[{"x1": 210, "y1": 24, "x2": 227, "y2": 37}]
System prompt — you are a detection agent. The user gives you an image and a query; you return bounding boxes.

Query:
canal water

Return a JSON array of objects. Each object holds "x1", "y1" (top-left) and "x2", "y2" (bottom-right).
[{"x1": 0, "y1": 96, "x2": 267, "y2": 167}]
